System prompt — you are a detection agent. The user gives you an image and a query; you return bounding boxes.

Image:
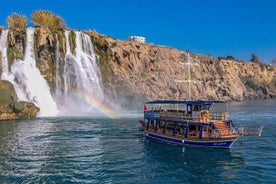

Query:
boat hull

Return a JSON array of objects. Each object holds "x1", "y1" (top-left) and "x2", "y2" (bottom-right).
[{"x1": 144, "y1": 132, "x2": 239, "y2": 149}]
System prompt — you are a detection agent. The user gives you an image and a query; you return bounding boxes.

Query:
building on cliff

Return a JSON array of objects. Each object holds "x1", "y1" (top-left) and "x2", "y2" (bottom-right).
[{"x1": 128, "y1": 36, "x2": 146, "y2": 43}]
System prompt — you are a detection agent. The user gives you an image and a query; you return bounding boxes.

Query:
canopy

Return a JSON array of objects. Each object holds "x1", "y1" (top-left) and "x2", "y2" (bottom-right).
[{"x1": 145, "y1": 100, "x2": 225, "y2": 105}]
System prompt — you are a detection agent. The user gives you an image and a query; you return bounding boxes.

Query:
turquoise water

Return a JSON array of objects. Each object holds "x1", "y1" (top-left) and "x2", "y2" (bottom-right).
[{"x1": 0, "y1": 100, "x2": 275, "y2": 183}]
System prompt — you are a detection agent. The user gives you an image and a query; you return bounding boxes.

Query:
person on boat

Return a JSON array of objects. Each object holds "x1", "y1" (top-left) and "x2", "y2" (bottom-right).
[{"x1": 200, "y1": 110, "x2": 210, "y2": 122}]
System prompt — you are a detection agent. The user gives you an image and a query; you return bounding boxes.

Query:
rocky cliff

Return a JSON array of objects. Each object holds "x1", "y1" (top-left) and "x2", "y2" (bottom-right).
[
  {"x1": 0, "y1": 80, "x2": 39, "y2": 120},
  {"x1": 89, "y1": 31, "x2": 276, "y2": 107},
  {"x1": 1, "y1": 28, "x2": 276, "y2": 111}
]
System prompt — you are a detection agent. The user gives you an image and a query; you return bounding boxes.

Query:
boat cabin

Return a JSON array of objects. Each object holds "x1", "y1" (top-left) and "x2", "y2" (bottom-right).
[{"x1": 143, "y1": 100, "x2": 239, "y2": 140}]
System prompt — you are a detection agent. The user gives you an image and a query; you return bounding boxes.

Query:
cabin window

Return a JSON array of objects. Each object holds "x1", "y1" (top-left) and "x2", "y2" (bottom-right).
[
  {"x1": 202, "y1": 105, "x2": 210, "y2": 110},
  {"x1": 176, "y1": 124, "x2": 186, "y2": 137},
  {"x1": 187, "y1": 104, "x2": 192, "y2": 114},
  {"x1": 166, "y1": 122, "x2": 174, "y2": 135},
  {"x1": 156, "y1": 121, "x2": 164, "y2": 133},
  {"x1": 193, "y1": 105, "x2": 201, "y2": 111},
  {"x1": 149, "y1": 120, "x2": 155, "y2": 130},
  {"x1": 188, "y1": 125, "x2": 199, "y2": 137}
]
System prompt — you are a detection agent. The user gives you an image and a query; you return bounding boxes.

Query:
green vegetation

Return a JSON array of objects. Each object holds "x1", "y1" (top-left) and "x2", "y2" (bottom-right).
[
  {"x1": 7, "y1": 47, "x2": 24, "y2": 64},
  {"x1": 86, "y1": 30, "x2": 112, "y2": 81},
  {"x1": 245, "y1": 77, "x2": 260, "y2": 90},
  {"x1": 5, "y1": 13, "x2": 27, "y2": 67},
  {"x1": 31, "y1": 10, "x2": 66, "y2": 31},
  {"x1": 55, "y1": 30, "x2": 66, "y2": 57},
  {"x1": 218, "y1": 55, "x2": 235, "y2": 61},
  {"x1": 68, "y1": 30, "x2": 76, "y2": 54},
  {"x1": 250, "y1": 53, "x2": 259, "y2": 63},
  {"x1": 268, "y1": 77, "x2": 276, "y2": 92},
  {"x1": 31, "y1": 10, "x2": 68, "y2": 60},
  {"x1": 6, "y1": 13, "x2": 27, "y2": 31},
  {"x1": 0, "y1": 80, "x2": 17, "y2": 104},
  {"x1": 240, "y1": 75, "x2": 265, "y2": 91}
]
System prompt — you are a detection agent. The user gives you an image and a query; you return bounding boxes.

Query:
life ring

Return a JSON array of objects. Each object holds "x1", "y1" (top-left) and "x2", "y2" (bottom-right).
[{"x1": 200, "y1": 110, "x2": 210, "y2": 123}]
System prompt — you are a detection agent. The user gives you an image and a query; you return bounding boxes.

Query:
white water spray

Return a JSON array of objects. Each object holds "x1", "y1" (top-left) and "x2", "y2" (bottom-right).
[
  {"x1": 0, "y1": 28, "x2": 58, "y2": 116},
  {"x1": 1, "y1": 29, "x2": 118, "y2": 117},
  {"x1": 0, "y1": 30, "x2": 9, "y2": 79},
  {"x1": 54, "y1": 31, "x2": 106, "y2": 115}
]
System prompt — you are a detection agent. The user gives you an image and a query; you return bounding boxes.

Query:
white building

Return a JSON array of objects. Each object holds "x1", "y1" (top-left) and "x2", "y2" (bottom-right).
[{"x1": 128, "y1": 36, "x2": 146, "y2": 43}]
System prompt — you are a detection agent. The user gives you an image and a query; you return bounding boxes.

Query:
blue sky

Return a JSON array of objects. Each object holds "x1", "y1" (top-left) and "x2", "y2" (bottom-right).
[{"x1": 1, "y1": 0, "x2": 276, "y2": 62}]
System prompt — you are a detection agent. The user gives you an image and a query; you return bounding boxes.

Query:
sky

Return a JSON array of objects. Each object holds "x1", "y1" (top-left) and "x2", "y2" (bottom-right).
[{"x1": 1, "y1": 0, "x2": 276, "y2": 62}]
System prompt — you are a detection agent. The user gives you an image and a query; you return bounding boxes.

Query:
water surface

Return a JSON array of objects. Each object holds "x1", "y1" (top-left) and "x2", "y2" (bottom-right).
[{"x1": 0, "y1": 100, "x2": 275, "y2": 183}]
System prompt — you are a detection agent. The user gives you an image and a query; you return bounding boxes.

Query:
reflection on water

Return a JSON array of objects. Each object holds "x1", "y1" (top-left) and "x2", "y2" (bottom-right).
[
  {"x1": 0, "y1": 118, "x2": 105, "y2": 183},
  {"x1": 0, "y1": 100, "x2": 275, "y2": 183},
  {"x1": 142, "y1": 140, "x2": 245, "y2": 183}
]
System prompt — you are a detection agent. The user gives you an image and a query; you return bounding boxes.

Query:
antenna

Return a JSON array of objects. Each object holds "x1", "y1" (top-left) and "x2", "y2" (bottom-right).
[{"x1": 175, "y1": 49, "x2": 202, "y2": 100}]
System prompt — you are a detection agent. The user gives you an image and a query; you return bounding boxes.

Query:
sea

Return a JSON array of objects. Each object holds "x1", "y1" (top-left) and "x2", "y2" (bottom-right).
[{"x1": 0, "y1": 100, "x2": 275, "y2": 184}]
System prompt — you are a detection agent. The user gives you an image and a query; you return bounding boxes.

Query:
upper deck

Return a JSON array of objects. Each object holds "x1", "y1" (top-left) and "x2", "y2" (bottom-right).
[{"x1": 144, "y1": 100, "x2": 228, "y2": 123}]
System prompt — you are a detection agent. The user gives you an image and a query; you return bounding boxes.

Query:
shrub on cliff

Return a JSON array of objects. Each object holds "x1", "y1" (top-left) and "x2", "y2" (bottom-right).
[
  {"x1": 6, "y1": 14, "x2": 27, "y2": 67},
  {"x1": 31, "y1": 10, "x2": 66, "y2": 32},
  {"x1": 251, "y1": 53, "x2": 259, "y2": 63},
  {"x1": 69, "y1": 30, "x2": 76, "y2": 54},
  {"x1": 6, "y1": 13, "x2": 27, "y2": 31},
  {"x1": 218, "y1": 55, "x2": 235, "y2": 61}
]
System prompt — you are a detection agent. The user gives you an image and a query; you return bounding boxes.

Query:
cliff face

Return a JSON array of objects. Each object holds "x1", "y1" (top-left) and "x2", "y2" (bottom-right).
[
  {"x1": 90, "y1": 31, "x2": 276, "y2": 107},
  {"x1": 1, "y1": 28, "x2": 276, "y2": 111}
]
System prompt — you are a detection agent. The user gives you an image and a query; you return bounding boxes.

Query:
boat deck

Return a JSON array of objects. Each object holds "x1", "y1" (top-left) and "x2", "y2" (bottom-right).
[{"x1": 147, "y1": 110, "x2": 229, "y2": 123}]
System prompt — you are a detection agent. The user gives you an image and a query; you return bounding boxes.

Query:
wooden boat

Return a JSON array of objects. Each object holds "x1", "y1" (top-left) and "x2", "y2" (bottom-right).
[
  {"x1": 139, "y1": 50, "x2": 262, "y2": 148},
  {"x1": 140, "y1": 100, "x2": 242, "y2": 148}
]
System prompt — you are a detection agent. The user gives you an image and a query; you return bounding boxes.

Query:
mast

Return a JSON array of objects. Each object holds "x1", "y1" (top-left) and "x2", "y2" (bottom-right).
[{"x1": 175, "y1": 49, "x2": 201, "y2": 100}]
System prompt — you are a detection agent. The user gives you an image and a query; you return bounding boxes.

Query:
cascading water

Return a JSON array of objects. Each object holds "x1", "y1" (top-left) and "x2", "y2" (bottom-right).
[
  {"x1": 54, "y1": 31, "x2": 107, "y2": 115},
  {"x1": 1, "y1": 28, "x2": 116, "y2": 117},
  {"x1": 0, "y1": 29, "x2": 9, "y2": 79},
  {"x1": 54, "y1": 33, "x2": 62, "y2": 97},
  {"x1": 0, "y1": 28, "x2": 58, "y2": 116}
]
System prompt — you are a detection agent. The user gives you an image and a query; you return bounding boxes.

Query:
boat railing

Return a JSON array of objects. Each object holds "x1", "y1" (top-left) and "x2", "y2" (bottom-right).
[
  {"x1": 146, "y1": 111, "x2": 229, "y2": 123},
  {"x1": 159, "y1": 112, "x2": 202, "y2": 123},
  {"x1": 209, "y1": 112, "x2": 229, "y2": 121},
  {"x1": 239, "y1": 125, "x2": 263, "y2": 136}
]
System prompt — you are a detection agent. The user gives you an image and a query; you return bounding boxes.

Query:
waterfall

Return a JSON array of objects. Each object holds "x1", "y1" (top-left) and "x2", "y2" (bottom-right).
[
  {"x1": 54, "y1": 31, "x2": 107, "y2": 115},
  {"x1": 0, "y1": 28, "x2": 58, "y2": 116},
  {"x1": 0, "y1": 30, "x2": 9, "y2": 79},
  {"x1": 1, "y1": 28, "x2": 115, "y2": 117},
  {"x1": 54, "y1": 33, "x2": 62, "y2": 97}
]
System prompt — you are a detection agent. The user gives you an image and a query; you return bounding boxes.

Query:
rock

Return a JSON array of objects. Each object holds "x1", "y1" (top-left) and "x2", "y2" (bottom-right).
[
  {"x1": 14, "y1": 101, "x2": 40, "y2": 119},
  {"x1": 89, "y1": 31, "x2": 276, "y2": 108},
  {"x1": 0, "y1": 80, "x2": 39, "y2": 120},
  {"x1": 7, "y1": 29, "x2": 26, "y2": 65},
  {"x1": 2, "y1": 27, "x2": 276, "y2": 110},
  {"x1": 0, "y1": 112, "x2": 17, "y2": 120},
  {"x1": 0, "y1": 80, "x2": 17, "y2": 103}
]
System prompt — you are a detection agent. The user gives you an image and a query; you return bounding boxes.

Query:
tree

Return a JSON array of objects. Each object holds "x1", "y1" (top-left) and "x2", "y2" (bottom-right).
[
  {"x1": 6, "y1": 13, "x2": 27, "y2": 31},
  {"x1": 226, "y1": 55, "x2": 235, "y2": 60},
  {"x1": 250, "y1": 53, "x2": 259, "y2": 63},
  {"x1": 31, "y1": 10, "x2": 66, "y2": 32}
]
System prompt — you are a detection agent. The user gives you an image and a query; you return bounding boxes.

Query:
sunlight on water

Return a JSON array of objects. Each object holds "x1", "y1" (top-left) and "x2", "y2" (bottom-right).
[{"x1": 0, "y1": 101, "x2": 275, "y2": 183}]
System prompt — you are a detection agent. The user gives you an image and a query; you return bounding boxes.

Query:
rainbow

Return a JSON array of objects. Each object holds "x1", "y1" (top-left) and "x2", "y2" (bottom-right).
[{"x1": 60, "y1": 88, "x2": 120, "y2": 119}]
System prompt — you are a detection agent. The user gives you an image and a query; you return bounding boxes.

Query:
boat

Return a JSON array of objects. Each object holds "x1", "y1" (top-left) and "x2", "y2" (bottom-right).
[{"x1": 139, "y1": 50, "x2": 262, "y2": 148}]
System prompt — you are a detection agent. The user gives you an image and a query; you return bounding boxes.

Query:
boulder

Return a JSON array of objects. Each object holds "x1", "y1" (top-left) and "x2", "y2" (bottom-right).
[
  {"x1": 0, "y1": 80, "x2": 40, "y2": 120},
  {"x1": 0, "y1": 80, "x2": 17, "y2": 103}
]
